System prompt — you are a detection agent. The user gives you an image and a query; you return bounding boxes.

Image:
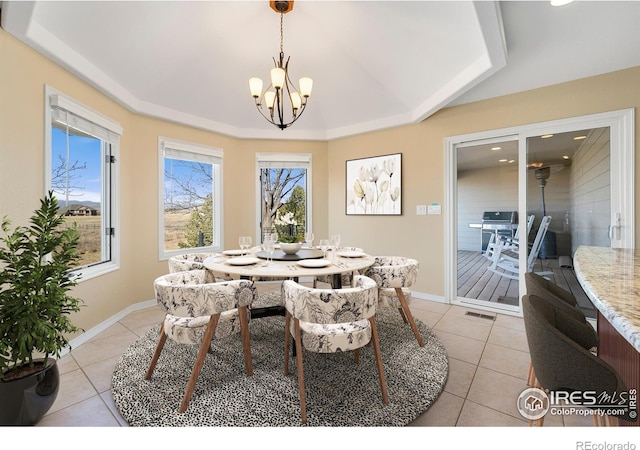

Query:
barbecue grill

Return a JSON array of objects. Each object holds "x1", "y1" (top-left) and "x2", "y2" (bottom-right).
[{"x1": 481, "y1": 211, "x2": 518, "y2": 252}]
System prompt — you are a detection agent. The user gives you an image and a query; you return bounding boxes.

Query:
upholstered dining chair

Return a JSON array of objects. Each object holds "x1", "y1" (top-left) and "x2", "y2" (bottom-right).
[
  {"x1": 145, "y1": 270, "x2": 256, "y2": 413},
  {"x1": 312, "y1": 247, "x2": 364, "y2": 288},
  {"x1": 522, "y1": 294, "x2": 635, "y2": 426},
  {"x1": 523, "y1": 272, "x2": 598, "y2": 387},
  {"x1": 169, "y1": 252, "x2": 282, "y2": 310},
  {"x1": 282, "y1": 275, "x2": 389, "y2": 424},
  {"x1": 168, "y1": 252, "x2": 231, "y2": 282},
  {"x1": 364, "y1": 256, "x2": 424, "y2": 347}
]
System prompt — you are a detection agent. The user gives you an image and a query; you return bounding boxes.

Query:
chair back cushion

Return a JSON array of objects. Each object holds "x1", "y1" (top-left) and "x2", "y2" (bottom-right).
[
  {"x1": 154, "y1": 270, "x2": 256, "y2": 316},
  {"x1": 168, "y1": 253, "x2": 216, "y2": 272},
  {"x1": 523, "y1": 273, "x2": 597, "y2": 348},
  {"x1": 525, "y1": 272, "x2": 578, "y2": 308},
  {"x1": 282, "y1": 275, "x2": 378, "y2": 324},
  {"x1": 365, "y1": 256, "x2": 418, "y2": 288}
]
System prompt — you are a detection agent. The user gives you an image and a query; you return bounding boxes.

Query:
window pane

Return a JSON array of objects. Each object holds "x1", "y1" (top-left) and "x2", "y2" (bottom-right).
[
  {"x1": 163, "y1": 157, "x2": 215, "y2": 251},
  {"x1": 260, "y1": 167, "x2": 307, "y2": 242},
  {"x1": 51, "y1": 123, "x2": 106, "y2": 269}
]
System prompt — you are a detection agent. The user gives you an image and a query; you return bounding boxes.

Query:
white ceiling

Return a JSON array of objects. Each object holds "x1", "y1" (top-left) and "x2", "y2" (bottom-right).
[
  {"x1": 2, "y1": 1, "x2": 640, "y2": 141},
  {"x1": 456, "y1": 128, "x2": 597, "y2": 171}
]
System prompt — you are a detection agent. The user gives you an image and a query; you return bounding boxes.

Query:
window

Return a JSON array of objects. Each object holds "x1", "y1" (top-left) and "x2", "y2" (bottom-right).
[
  {"x1": 159, "y1": 137, "x2": 223, "y2": 259},
  {"x1": 256, "y1": 153, "x2": 312, "y2": 243},
  {"x1": 45, "y1": 86, "x2": 122, "y2": 280}
]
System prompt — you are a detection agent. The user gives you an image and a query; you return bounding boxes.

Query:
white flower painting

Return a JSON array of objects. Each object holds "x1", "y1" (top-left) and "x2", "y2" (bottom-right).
[{"x1": 346, "y1": 153, "x2": 402, "y2": 215}]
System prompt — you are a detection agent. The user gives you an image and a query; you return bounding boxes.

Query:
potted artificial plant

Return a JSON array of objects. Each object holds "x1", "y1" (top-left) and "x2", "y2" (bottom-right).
[{"x1": 0, "y1": 191, "x2": 83, "y2": 425}]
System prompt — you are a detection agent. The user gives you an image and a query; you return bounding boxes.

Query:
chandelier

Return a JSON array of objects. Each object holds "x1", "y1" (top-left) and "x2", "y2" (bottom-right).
[{"x1": 249, "y1": 1, "x2": 313, "y2": 130}]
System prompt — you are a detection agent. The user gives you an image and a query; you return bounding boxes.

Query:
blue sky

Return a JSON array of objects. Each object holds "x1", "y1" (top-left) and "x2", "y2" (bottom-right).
[
  {"x1": 163, "y1": 158, "x2": 213, "y2": 208},
  {"x1": 52, "y1": 127, "x2": 102, "y2": 204}
]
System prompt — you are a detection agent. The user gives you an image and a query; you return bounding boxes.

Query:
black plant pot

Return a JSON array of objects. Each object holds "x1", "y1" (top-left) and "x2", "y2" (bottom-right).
[{"x1": 0, "y1": 358, "x2": 60, "y2": 426}]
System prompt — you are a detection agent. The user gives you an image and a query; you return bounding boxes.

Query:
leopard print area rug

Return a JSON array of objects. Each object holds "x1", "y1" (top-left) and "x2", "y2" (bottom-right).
[{"x1": 111, "y1": 306, "x2": 448, "y2": 426}]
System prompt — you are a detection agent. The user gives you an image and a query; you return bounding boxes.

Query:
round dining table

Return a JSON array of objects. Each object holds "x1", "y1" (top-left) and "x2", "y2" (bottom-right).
[
  {"x1": 203, "y1": 247, "x2": 375, "y2": 285},
  {"x1": 203, "y1": 247, "x2": 376, "y2": 318}
]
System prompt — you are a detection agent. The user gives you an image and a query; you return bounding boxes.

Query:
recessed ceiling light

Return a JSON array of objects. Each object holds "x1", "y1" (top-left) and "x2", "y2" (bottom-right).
[
  {"x1": 499, "y1": 159, "x2": 508, "y2": 163},
  {"x1": 491, "y1": 147, "x2": 502, "y2": 151},
  {"x1": 574, "y1": 135, "x2": 587, "y2": 140},
  {"x1": 508, "y1": 160, "x2": 515, "y2": 164},
  {"x1": 541, "y1": 134, "x2": 554, "y2": 139},
  {"x1": 563, "y1": 155, "x2": 570, "y2": 160}
]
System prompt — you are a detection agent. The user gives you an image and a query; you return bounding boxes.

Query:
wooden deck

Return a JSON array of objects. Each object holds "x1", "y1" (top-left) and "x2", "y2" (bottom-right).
[{"x1": 457, "y1": 250, "x2": 596, "y2": 318}]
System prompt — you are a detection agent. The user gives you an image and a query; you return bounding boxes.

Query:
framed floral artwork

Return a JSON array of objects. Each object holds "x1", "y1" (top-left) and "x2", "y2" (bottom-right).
[{"x1": 346, "y1": 153, "x2": 402, "y2": 215}]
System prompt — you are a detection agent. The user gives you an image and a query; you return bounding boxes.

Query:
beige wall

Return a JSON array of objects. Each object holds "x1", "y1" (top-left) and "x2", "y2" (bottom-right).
[{"x1": 1, "y1": 26, "x2": 639, "y2": 332}]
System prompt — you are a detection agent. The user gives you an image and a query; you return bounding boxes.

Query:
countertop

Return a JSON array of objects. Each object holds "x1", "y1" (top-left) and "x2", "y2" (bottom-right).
[{"x1": 573, "y1": 246, "x2": 640, "y2": 352}]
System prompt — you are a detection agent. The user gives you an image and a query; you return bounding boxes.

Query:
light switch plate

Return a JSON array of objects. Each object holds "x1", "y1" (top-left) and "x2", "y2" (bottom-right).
[
  {"x1": 428, "y1": 204, "x2": 441, "y2": 215},
  {"x1": 416, "y1": 205, "x2": 427, "y2": 215}
]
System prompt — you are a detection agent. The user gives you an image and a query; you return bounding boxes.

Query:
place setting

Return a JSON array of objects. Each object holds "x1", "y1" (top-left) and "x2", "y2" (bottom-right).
[
  {"x1": 336, "y1": 247, "x2": 367, "y2": 258},
  {"x1": 296, "y1": 258, "x2": 331, "y2": 268},
  {"x1": 221, "y1": 236, "x2": 262, "y2": 266}
]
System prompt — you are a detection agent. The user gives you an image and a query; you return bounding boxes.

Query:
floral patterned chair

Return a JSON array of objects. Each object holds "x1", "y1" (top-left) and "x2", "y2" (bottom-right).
[
  {"x1": 145, "y1": 270, "x2": 256, "y2": 413},
  {"x1": 312, "y1": 247, "x2": 364, "y2": 288},
  {"x1": 282, "y1": 275, "x2": 389, "y2": 424},
  {"x1": 364, "y1": 256, "x2": 424, "y2": 347},
  {"x1": 169, "y1": 252, "x2": 282, "y2": 309},
  {"x1": 168, "y1": 252, "x2": 231, "y2": 282}
]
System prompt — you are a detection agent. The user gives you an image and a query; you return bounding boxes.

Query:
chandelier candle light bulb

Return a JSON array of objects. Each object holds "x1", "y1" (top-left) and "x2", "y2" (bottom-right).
[{"x1": 271, "y1": 67, "x2": 286, "y2": 89}]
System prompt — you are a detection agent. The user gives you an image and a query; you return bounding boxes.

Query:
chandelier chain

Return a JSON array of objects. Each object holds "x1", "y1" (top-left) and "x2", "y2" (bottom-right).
[{"x1": 280, "y1": 13, "x2": 284, "y2": 55}]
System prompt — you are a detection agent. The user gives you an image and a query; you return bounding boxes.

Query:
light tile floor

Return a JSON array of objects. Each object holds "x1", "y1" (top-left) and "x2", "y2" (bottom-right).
[{"x1": 35, "y1": 286, "x2": 595, "y2": 428}]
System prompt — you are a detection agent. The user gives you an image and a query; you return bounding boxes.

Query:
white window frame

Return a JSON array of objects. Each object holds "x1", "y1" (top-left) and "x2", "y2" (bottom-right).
[
  {"x1": 255, "y1": 153, "x2": 312, "y2": 243},
  {"x1": 44, "y1": 85, "x2": 121, "y2": 282},
  {"x1": 158, "y1": 137, "x2": 223, "y2": 260}
]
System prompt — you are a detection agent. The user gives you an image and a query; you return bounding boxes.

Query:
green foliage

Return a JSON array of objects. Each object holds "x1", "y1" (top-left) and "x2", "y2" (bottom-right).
[
  {"x1": 273, "y1": 211, "x2": 302, "y2": 243},
  {"x1": 0, "y1": 191, "x2": 83, "y2": 379},
  {"x1": 275, "y1": 186, "x2": 306, "y2": 242},
  {"x1": 279, "y1": 185, "x2": 306, "y2": 231},
  {"x1": 179, "y1": 194, "x2": 213, "y2": 248}
]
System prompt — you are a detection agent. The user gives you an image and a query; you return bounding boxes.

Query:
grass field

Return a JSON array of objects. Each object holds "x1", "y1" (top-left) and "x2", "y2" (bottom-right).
[
  {"x1": 63, "y1": 210, "x2": 192, "y2": 267},
  {"x1": 163, "y1": 210, "x2": 192, "y2": 250}
]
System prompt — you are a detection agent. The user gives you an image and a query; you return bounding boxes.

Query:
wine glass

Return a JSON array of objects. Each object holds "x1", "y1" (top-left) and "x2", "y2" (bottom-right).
[
  {"x1": 263, "y1": 236, "x2": 275, "y2": 263},
  {"x1": 304, "y1": 231, "x2": 314, "y2": 248},
  {"x1": 239, "y1": 236, "x2": 251, "y2": 255},
  {"x1": 319, "y1": 239, "x2": 329, "y2": 259},
  {"x1": 330, "y1": 234, "x2": 341, "y2": 252}
]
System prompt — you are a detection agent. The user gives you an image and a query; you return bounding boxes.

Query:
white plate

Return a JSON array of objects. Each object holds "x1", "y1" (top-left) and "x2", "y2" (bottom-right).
[
  {"x1": 226, "y1": 257, "x2": 260, "y2": 266},
  {"x1": 297, "y1": 259, "x2": 331, "y2": 268},
  {"x1": 223, "y1": 249, "x2": 245, "y2": 256},
  {"x1": 337, "y1": 250, "x2": 366, "y2": 258}
]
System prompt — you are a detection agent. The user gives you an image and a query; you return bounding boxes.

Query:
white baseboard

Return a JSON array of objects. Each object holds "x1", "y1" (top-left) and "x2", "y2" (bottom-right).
[
  {"x1": 411, "y1": 291, "x2": 446, "y2": 304},
  {"x1": 60, "y1": 298, "x2": 157, "y2": 357}
]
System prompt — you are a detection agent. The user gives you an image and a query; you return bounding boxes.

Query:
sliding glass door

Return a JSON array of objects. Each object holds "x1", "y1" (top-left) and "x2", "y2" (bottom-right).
[{"x1": 445, "y1": 109, "x2": 634, "y2": 316}]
